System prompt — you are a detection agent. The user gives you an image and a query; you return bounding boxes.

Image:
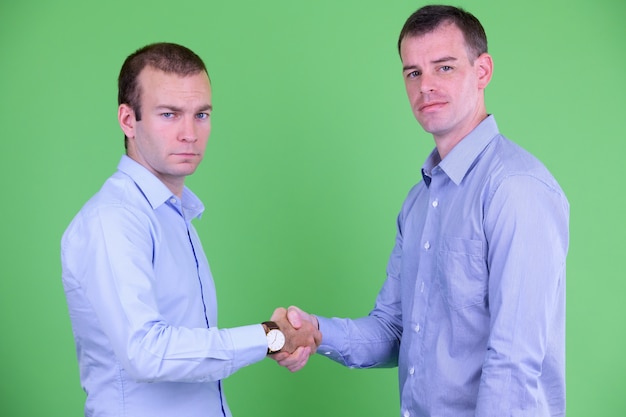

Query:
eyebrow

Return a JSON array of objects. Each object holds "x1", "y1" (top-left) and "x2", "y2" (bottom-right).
[
  {"x1": 155, "y1": 104, "x2": 213, "y2": 112},
  {"x1": 433, "y1": 56, "x2": 457, "y2": 64},
  {"x1": 402, "y1": 56, "x2": 458, "y2": 72}
]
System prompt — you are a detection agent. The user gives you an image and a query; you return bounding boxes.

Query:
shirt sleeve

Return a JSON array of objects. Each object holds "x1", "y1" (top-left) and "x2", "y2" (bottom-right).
[
  {"x1": 316, "y1": 314, "x2": 401, "y2": 368},
  {"x1": 316, "y1": 212, "x2": 405, "y2": 368},
  {"x1": 476, "y1": 174, "x2": 569, "y2": 415},
  {"x1": 61, "y1": 203, "x2": 268, "y2": 383}
]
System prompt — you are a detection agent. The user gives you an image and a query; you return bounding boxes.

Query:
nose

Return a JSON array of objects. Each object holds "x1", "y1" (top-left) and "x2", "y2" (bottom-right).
[
  {"x1": 179, "y1": 117, "x2": 198, "y2": 142},
  {"x1": 419, "y1": 73, "x2": 436, "y2": 94}
]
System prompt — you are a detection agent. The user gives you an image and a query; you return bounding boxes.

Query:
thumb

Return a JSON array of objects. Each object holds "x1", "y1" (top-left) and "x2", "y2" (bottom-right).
[{"x1": 287, "y1": 305, "x2": 305, "y2": 329}]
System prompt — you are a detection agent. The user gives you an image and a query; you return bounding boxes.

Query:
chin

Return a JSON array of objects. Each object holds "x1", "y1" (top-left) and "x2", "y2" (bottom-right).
[
  {"x1": 172, "y1": 164, "x2": 199, "y2": 177},
  {"x1": 416, "y1": 121, "x2": 437, "y2": 134}
]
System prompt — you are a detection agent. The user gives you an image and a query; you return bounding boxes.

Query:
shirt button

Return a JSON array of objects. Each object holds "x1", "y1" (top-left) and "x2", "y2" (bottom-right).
[
  {"x1": 432, "y1": 199, "x2": 438, "y2": 207},
  {"x1": 415, "y1": 324, "x2": 420, "y2": 333},
  {"x1": 409, "y1": 367, "x2": 415, "y2": 375},
  {"x1": 404, "y1": 411, "x2": 410, "y2": 417},
  {"x1": 169, "y1": 198, "x2": 176, "y2": 204},
  {"x1": 420, "y1": 282, "x2": 425, "y2": 293},
  {"x1": 424, "y1": 241, "x2": 430, "y2": 250}
]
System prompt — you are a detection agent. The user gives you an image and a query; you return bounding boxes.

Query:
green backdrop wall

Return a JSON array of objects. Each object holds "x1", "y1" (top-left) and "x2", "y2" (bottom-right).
[{"x1": 1, "y1": 0, "x2": 624, "y2": 415}]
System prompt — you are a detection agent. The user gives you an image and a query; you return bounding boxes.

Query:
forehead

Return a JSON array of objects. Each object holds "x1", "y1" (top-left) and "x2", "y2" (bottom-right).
[
  {"x1": 137, "y1": 66, "x2": 212, "y2": 104},
  {"x1": 400, "y1": 22, "x2": 468, "y2": 62}
]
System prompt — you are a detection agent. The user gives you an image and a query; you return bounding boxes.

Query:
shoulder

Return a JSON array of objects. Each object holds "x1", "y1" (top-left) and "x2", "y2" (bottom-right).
[
  {"x1": 480, "y1": 137, "x2": 569, "y2": 218},
  {"x1": 487, "y1": 136, "x2": 565, "y2": 196},
  {"x1": 62, "y1": 172, "x2": 154, "y2": 243}
]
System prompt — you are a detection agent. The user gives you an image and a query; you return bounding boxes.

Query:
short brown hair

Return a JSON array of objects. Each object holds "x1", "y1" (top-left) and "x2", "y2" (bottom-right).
[
  {"x1": 398, "y1": 5, "x2": 488, "y2": 62},
  {"x1": 118, "y1": 42, "x2": 208, "y2": 120}
]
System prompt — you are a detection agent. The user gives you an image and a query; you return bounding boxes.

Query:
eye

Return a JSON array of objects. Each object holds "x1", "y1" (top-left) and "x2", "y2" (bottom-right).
[
  {"x1": 406, "y1": 70, "x2": 421, "y2": 79},
  {"x1": 161, "y1": 112, "x2": 175, "y2": 119},
  {"x1": 440, "y1": 65, "x2": 453, "y2": 72},
  {"x1": 196, "y1": 112, "x2": 210, "y2": 120}
]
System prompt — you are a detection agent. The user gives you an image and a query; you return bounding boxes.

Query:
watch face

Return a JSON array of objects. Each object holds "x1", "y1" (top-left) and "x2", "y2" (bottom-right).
[{"x1": 267, "y1": 329, "x2": 285, "y2": 352}]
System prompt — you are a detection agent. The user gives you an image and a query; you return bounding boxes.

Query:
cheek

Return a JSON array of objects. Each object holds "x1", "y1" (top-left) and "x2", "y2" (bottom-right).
[
  {"x1": 200, "y1": 123, "x2": 211, "y2": 142},
  {"x1": 195, "y1": 119, "x2": 211, "y2": 134},
  {"x1": 459, "y1": 76, "x2": 479, "y2": 99},
  {"x1": 197, "y1": 126, "x2": 211, "y2": 151},
  {"x1": 140, "y1": 128, "x2": 169, "y2": 157},
  {"x1": 404, "y1": 83, "x2": 420, "y2": 104}
]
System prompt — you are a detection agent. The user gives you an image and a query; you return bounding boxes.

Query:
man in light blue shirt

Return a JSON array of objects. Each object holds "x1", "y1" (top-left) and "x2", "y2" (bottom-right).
[
  {"x1": 61, "y1": 43, "x2": 320, "y2": 417},
  {"x1": 274, "y1": 5, "x2": 569, "y2": 416}
]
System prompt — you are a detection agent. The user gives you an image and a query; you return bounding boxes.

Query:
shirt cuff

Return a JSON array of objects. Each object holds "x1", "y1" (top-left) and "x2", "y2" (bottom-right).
[
  {"x1": 315, "y1": 316, "x2": 345, "y2": 362},
  {"x1": 223, "y1": 324, "x2": 268, "y2": 368}
]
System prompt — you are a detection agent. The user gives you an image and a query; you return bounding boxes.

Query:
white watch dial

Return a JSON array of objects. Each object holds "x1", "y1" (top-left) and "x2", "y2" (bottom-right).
[{"x1": 267, "y1": 329, "x2": 285, "y2": 352}]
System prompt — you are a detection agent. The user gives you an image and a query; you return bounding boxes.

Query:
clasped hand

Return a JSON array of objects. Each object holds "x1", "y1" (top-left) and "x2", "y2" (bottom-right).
[{"x1": 268, "y1": 306, "x2": 320, "y2": 372}]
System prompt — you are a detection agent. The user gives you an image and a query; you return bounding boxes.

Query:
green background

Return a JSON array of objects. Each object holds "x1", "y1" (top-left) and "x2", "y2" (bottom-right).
[{"x1": 1, "y1": 0, "x2": 624, "y2": 415}]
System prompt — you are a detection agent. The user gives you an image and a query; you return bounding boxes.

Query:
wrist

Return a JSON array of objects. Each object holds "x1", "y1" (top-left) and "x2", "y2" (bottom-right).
[
  {"x1": 311, "y1": 314, "x2": 319, "y2": 330},
  {"x1": 262, "y1": 321, "x2": 285, "y2": 354}
]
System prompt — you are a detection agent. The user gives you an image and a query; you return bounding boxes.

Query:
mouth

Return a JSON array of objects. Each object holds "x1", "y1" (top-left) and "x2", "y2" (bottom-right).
[
  {"x1": 170, "y1": 153, "x2": 201, "y2": 162},
  {"x1": 418, "y1": 101, "x2": 447, "y2": 113},
  {"x1": 172, "y1": 152, "x2": 199, "y2": 157}
]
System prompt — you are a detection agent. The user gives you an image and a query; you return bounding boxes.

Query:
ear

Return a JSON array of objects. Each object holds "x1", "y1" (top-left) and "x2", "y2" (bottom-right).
[
  {"x1": 475, "y1": 52, "x2": 494, "y2": 90},
  {"x1": 118, "y1": 104, "x2": 136, "y2": 139}
]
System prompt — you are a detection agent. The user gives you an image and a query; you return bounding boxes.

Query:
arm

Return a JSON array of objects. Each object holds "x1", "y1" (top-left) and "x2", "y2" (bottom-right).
[
  {"x1": 476, "y1": 175, "x2": 569, "y2": 415},
  {"x1": 272, "y1": 305, "x2": 401, "y2": 372},
  {"x1": 271, "y1": 206, "x2": 408, "y2": 372},
  {"x1": 62, "y1": 203, "x2": 316, "y2": 383}
]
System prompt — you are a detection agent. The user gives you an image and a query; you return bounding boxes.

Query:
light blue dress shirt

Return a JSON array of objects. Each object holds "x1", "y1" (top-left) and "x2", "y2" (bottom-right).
[
  {"x1": 61, "y1": 156, "x2": 267, "y2": 417},
  {"x1": 317, "y1": 116, "x2": 569, "y2": 417}
]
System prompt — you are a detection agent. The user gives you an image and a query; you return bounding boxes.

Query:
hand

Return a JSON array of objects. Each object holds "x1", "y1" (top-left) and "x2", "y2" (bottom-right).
[
  {"x1": 269, "y1": 306, "x2": 321, "y2": 372},
  {"x1": 270, "y1": 307, "x2": 321, "y2": 353},
  {"x1": 286, "y1": 305, "x2": 319, "y2": 331}
]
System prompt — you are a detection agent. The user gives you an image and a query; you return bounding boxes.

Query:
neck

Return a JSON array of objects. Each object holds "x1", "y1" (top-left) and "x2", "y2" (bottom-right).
[
  {"x1": 434, "y1": 113, "x2": 488, "y2": 160},
  {"x1": 168, "y1": 183, "x2": 184, "y2": 199}
]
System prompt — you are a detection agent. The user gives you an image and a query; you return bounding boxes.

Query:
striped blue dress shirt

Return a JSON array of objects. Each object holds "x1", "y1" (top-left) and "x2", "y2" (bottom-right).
[{"x1": 317, "y1": 115, "x2": 569, "y2": 417}]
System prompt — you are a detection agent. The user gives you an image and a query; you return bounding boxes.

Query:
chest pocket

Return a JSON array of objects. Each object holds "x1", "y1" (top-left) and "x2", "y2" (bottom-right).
[{"x1": 437, "y1": 236, "x2": 488, "y2": 310}]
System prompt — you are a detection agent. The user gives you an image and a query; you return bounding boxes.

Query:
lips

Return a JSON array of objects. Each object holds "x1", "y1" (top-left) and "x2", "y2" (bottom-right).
[
  {"x1": 172, "y1": 152, "x2": 199, "y2": 157},
  {"x1": 418, "y1": 101, "x2": 447, "y2": 112}
]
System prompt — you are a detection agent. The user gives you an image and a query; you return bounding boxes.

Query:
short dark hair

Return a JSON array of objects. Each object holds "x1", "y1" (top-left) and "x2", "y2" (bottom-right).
[
  {"x1": 118, "y1": 42, "x2": 208, "y2": 148},
  {"x1": 118, "y1": 42, "x2": 208, "y2": 119},
  {"x1": 397, "y1": 5, "x2": 487, "y2": 62}
]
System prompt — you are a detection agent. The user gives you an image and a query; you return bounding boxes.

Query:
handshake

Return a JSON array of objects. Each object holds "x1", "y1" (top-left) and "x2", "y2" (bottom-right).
[{"x1": 265, "y1": 306, "x2": 320, "y2": 372}]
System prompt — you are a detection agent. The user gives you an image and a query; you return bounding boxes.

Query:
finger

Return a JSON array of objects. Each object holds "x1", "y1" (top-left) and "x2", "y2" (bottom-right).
[
  {"x1": 287, "y1": 347, "x2": 311, "y2": 372},
  {"x1": 277, "y1": 346, "x2": 308, "y2": 369},
  {"x1": 286, "y1": 306, "x2": 304, "y2": 328},
  {"x1": 277, "y1": 355, "x2": 300, "y2": 368},
  {"x1": 288, "y1": 361, "x2": 305, "y2": 372},
  {"x1": 270, "y1": 307, "x2": 287, "y2": 322},
  {"x1": 293, "y1": 347, "x2": 311, "y2": 372},
  {"x1": 269, "y1": 351, "x2": 290, "y2": 362},
  {"x1": 275, "y1": 350, "x2": 301, "y2": 367}
]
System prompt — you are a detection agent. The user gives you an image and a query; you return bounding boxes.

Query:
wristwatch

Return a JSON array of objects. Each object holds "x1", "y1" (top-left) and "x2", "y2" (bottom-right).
[{"x1": 262, "y1": 321, "x2": 285, "y2": 354}]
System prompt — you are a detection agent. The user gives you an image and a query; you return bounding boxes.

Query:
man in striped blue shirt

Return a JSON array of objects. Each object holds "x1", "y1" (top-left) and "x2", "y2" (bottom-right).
[{"x1": 275, "y1": 5, "x2": 569, "y2": 416}]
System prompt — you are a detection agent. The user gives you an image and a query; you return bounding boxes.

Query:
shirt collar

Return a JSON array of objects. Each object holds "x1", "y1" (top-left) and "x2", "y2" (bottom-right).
[
  {"x1": 422, "y1": 115, "x2": 500, "y2": 186},
  {"x1": 117, "y1": 155, "x2": 205, "y2": 219}
]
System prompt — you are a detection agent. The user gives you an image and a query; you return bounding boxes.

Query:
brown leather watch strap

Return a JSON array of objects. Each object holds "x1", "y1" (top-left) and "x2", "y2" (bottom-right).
[{"x1": 262, "y1": 321, "x2": 279, "y2": 333}]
